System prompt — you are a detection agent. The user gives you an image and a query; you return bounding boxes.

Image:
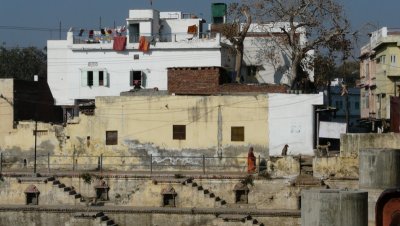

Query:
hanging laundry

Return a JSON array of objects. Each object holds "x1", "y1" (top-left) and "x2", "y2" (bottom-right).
[
  {"x1": 113, "y1": 36, "x2": 127, "y2": 51},
  {"x1": 94, "y1": 30, "x2": 101, "y2": 36},
  {"x1": 187, "y1": 25, "x2": 197, "y2": 34},
  {"x1": 78, "y1": 29, "x2": 85, "y2": 37},
  {"x1": 89, "y1": 30, "x2": 94, "y2": 39},
  {"x1": 138, "y1": 36, "x2": 150, "y2": 52}
]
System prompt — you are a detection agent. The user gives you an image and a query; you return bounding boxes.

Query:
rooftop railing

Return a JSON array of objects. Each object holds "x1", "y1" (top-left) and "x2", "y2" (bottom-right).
[{"x1": 72, "y1": 32, "x2": 219, "y2": 45}]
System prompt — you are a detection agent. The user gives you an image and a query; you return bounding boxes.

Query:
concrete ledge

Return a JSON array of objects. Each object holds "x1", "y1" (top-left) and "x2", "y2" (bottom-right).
[{"x1": 0, "y1": 205, "x2": 301, "y2": 217}]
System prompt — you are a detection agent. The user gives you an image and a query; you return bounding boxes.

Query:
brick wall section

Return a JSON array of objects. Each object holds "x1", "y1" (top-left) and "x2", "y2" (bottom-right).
[
  {"x1": 168, "y1": 67, "x2": 287, "y2": 95},
  {"x1": 218, "y1": 83, "x2": 287, "y2": 94},
  {"x1": 168, "y1": 67, "x2": 221, "y2": 95}
]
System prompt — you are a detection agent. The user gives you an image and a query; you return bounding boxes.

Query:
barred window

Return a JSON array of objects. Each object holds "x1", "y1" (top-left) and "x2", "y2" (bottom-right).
[
  {"x1": 231, "y1": 127, "x2": 244, "y2": 142},
  {"x1": 106, "y1": 131, "x2": 118, "y2": 145},
  {"x1": 173, "y1": 125, "x2": 186, "y2": 140}
]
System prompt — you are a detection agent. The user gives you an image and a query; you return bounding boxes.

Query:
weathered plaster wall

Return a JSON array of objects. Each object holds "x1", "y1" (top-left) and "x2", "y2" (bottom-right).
[
  {"x1": 0, "y1": 176, "x2": 301, "y2": 211},
  {"x1": 340, "y1": 133, "x2": 400, "y2": 157},
  {"x1": 0, "y1": 79, "x2": 14, "y2": 145},
  {"x1": 313, "y1": 156, "x2": 359, "y2": 179},
  {"x1": 0, "y1": 209, "x2": 300, "y2": 226}
]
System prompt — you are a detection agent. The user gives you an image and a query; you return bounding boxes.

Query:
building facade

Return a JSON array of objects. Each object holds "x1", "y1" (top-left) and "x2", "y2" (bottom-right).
[
  {"x1": 47, "y1": 9, "x2": 233, "y2": 108},
  {"x1": 359, "y1": 27, "x2": 400, "y2": 130}
]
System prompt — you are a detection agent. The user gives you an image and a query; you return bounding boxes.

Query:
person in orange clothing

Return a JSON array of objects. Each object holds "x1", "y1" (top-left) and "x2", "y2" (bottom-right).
[{"x1": 247, "y1": 147, "x2": 256, "y2": 173}]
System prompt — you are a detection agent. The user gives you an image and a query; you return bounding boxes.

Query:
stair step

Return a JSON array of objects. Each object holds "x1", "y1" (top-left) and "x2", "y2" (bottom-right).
[
  {"x1": 99, "y1": 216, "x2": 109, "y2": 221},
  {"x1": 106, "y1": 220, "x2": 115, "y2": 225},
  {"x1": 47, "y1": 177, "x2": 55, "y2": 182},
  {"x1": 197, "y1": 186, "x2": 203, "y2": 191},
  {"x1": 203, "y1": 189, "x2": 209, "y2": 194},
  {"x1": 95, "y1": 212, "x2": 104, "y2": 217},
  {"x1": 69, "y1": 190, "x2": 77, "y2": 195},
  {"x1": 191, "y1": 182, "x2": 197, "y2": 187},
  {"x1": 58, "y1": 183, "x2": 66, "y2": 188},
  {"x1": 220, "y1": 200, "x2": 227, "y2": 205},
  {"x1": 209, "y1": 193, "x2": 215, "y2": 198},
  {"x1": 215, "y1": 197, "x2": 221, "y2": 201},
  {"x1": 74, "y1": 194, "x2": 82, "y2": 199},
  {"x1": 53, "y1": 180, "x2": 60, "y2": 185},
  {"x1": 64, "y1": 187, "x2": 71, "y2": 192}
]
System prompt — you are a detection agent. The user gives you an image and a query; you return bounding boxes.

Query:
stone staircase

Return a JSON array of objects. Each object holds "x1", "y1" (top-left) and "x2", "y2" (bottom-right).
[
  {"x1": 182, "y1": 178, "x2": 264, "y2": 226},
  {"x1": 182, "y1": 178, "x2": 227, "y2": 207},
  {"x1": 74, "y1": 212, "x2": 118, "y2": 226},
  {"x1": 217, "y1": 214, "x2": 265, "y2": 226},
  {"x1": 94, "y1": 212, "x2": 118, "y2": 226},
  {"x1": 47, "y1": 176, "x2": 82, "y2": 200},
  {"x1": 48, "y1": 177, "x2": 118, "y2": 226},
  {"x1": 299, "y1": 155, "x2": 313, "y2": 175}
]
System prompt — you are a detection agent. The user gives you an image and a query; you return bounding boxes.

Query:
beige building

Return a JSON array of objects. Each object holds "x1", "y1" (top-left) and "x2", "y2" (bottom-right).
[
  {"x1": 359, "y1": 27, "x2": 400, "y2": 129},
  {"x1": 0, "y1": 92, "x2": 322, "y2": 170},
  {"x1": 0, "y1": 79, "x2": 14, "y2": 145}
]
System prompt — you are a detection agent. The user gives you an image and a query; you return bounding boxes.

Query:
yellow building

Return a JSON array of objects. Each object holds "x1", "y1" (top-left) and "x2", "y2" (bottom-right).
[{"x1": 360, "y1": 27, "x2": 400, "y2": 128}]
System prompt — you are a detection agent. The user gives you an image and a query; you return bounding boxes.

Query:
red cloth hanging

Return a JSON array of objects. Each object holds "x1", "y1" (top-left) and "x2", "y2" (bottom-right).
[
  {"x1": 138, "y1": 36, "x2": 150, "y2": 52},
  {"x1": 187, "y1": 25, "x2": 197, "y2": 34},
  {"x1": 113, "y1": 36, "x2": 127, "y2": 51}
]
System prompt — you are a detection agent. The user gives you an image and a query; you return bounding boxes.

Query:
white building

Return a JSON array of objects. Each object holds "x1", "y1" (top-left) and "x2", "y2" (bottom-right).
[
  {"x1": 241, "y1": 23, "x2": 314, "y2": 85},
  {"x1": 47, "y1": 9, "x2": 233, "y2": 108},
  {"x1": 268, "y1": 92, "x2": 323, "y2": 156}
]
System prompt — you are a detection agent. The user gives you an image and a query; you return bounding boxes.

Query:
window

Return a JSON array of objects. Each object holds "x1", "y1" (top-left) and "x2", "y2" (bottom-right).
[
  {"x1": 81, "y1": 69, "x2": 108, "y2": 87},
  {"x1": 381, "y1": 55, "x2": 386, "y2": 64},
  {"x1": 106, "y1": 131, "x2": 118, "y2": 145},
  {"x1": 99, "y1": 71, "x2": 104, "y2": 86},
  {"x1": 130, "y1": 71, "x2": 144, "y2": 88},
  {"x1": 247, "y1": 66, "x2": 258, "y2": 76},
  {"x1": 87, "y1": 71, "x2": 94, "y2": 86},
  {"x1": 173, "y1": 125, "x2": 186, "y2": 140},
  {"x1": 231, "y1": 127, "x2": 244, "y2": 142},
  {"x1": 391, "y1": 55, "x2": 397, "y2": 65}
]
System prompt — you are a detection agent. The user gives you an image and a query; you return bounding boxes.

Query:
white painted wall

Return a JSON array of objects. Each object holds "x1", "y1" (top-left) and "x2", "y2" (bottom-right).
[
  {"x1": 268, "y1": 93, "x2": 323, "y2": 156},
  {"x1": 225, "y1": 22, "x2": 314, "y2": 85},
  {"x1": 47, "y1": 8, "x2": 227, "y2": 106},
  {"x1": 47, "y1": 36, "x2": 224, "y2": 106}
]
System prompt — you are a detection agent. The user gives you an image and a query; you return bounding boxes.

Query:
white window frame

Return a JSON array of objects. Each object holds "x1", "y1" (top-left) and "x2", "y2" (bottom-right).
[{"x1": 81, "y1": 68, "x2": 109, "y2": 87}]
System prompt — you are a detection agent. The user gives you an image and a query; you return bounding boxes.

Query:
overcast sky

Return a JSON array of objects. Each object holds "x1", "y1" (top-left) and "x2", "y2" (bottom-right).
[{"x1": 1, "y1": 0, "x2": 399, "y2": 49}]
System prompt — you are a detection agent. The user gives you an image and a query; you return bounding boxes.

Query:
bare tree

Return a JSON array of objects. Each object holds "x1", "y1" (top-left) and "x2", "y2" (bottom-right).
[
  {"x1": 221, "y1": 3, "x2": 252, "y2": 83},
  {"x1": 249, "y1": 0, "x2": 351, "y2": 88}
]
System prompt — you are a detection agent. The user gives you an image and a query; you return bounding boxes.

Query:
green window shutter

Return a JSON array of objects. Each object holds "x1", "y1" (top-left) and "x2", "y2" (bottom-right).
[
  {"x1": 141, "y1": 72, "x2": 147, "y2": 88},
  {"x1": 81, "y1": 70, "x2": 87, "y2": 86},
  {"x1": 93, "y1": 70, "x2": 99, "y2": 86},
  {"x1": 130, "y1": 71, "x2": 134, "y2": 86},
  {"x1": 104, "y1": 71, "x2": 109, "y2": 87}
]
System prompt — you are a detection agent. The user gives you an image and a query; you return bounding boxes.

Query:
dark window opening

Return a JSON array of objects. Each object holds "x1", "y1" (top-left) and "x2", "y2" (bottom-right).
[
  {"x1": 247, "y1": 66, "x2": 258, "y2": 76},
  {"x1": 94, "y1": 180, "x2": 110, "y2": 201},
  {"x1": 163, "y1": 194, "x2": 176, "y2": 207},
  {"x1": 26, "y1": 193, "x2": 39, "y2": 205},
  {"x1": 106, "y1": 131, "x2": 118, "y2": 145},
  {"x1": 25, "y1": 185, "x2": 40, "y2": 205},
  {"x1": 87, "y1": 71, "x2": 93, "y2": 86},
  {"x1": 235, "y1": 190, "x2": 248, "y2": 204},
  {"x1": 173, "y1": 125, "x2": 186, "y2": 140},
  {"x1": 130, "y1": 71, "x2": 142, "y2": 89},
  {"x1": 231, "y1": 127, "x2": 244, "y2": 141},
  {"x1": 99, "y1": 71, "x2": 104, "y2": 86}
]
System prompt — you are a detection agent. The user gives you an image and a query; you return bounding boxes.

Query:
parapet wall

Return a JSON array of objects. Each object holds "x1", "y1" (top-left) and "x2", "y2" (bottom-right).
[{"x1": 340, "y1": 133, "x2": 400, "y2": 157}]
